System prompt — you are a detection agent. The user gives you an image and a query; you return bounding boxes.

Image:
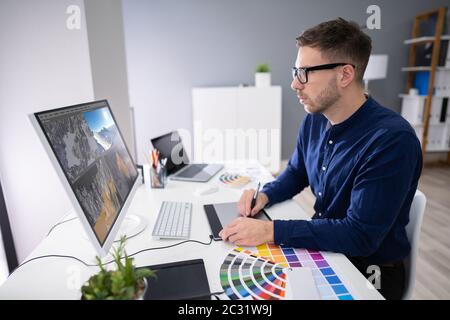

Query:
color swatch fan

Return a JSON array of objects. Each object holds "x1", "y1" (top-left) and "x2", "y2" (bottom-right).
[
  {"x1": 220, "y1": 244, "x2": 354, "y2": 300},
  {"x1": 218, "y1": 173, "x2": 251, "y2": 188},
  {"x1": 220, "y1": 248, "x2": 288, "y2": 300}
]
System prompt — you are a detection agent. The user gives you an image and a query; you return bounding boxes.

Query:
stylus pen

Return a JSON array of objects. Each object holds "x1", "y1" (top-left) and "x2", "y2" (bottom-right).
[{"x1": 250, "y1": 182, "x2": 261, "y2": 211}]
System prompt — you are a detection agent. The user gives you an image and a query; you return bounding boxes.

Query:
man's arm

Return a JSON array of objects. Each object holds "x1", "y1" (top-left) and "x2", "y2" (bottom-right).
[
  {"x1": 273, "y1": 132, "x2": 422, "y2": 258},
  {"x1": 261, "y1": 117, "x2": 310, "y2": 206}
]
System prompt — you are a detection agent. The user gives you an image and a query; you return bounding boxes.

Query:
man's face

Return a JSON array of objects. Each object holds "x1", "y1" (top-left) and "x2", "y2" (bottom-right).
[{"x1": 291, "y1": 46, "x2": 342, "y2": 114}]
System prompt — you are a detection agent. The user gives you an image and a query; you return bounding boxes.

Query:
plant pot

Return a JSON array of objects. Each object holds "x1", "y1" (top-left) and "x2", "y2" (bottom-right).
[
  {"x1": 134, "y1": 277, "x2": 148, "y2": 300},
  {"x1": 80, "y1": 277, "x2": 148, "y2": 300},
  {"x1": 255, "y1": 72, "x2": 271, "y2": 87}
]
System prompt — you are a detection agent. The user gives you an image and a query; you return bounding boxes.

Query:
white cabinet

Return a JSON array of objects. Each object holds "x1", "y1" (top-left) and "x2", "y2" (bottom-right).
[{"x1": 192, "y1": 86, "x2": 282, "y2": 174}]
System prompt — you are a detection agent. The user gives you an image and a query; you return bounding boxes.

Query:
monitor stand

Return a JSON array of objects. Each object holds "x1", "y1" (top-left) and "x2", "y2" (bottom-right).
[
  {"x1": 82, "y1": 214, "x2": 148, "y2": 244},
  {"x1": 114, "y1": 214, "x2": 148, "y2": 242}
]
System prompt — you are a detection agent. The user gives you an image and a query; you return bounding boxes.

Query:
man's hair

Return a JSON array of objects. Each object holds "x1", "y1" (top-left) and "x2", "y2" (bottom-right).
[{"x1": 296, "y1": 17, "x2": 372, "y2": 85}]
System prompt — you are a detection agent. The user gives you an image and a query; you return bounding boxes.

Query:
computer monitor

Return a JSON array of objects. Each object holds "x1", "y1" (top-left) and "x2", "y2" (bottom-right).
[{"x1": 30, "y1": 100, "x2": 142, "y2": 257}]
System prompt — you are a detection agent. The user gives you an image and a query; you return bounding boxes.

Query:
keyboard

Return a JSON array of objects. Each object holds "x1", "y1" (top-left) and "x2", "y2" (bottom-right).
[
  {"x1": 152, "y1": 201, "x2": 192, "y2": 239},
  {"x1": 176, "y1": 164, "x2": 207, "y2": 178}
]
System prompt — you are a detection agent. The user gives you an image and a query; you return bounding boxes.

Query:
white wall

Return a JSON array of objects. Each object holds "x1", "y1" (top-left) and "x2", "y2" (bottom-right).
[{"x1": 0, "y1": 0, "x2": 94, "y2": 262}]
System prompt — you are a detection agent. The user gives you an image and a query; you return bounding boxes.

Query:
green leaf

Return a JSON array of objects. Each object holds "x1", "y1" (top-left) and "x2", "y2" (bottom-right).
[
  {"x1": 135, "y1": 268, "x2": 155, "y2": 279},
  {"x1": 80, "y1": 236, "x2": 154, "y2": 300},
  {"x1": 255, "y1": 63, "x2": 270, "y2": 73}
]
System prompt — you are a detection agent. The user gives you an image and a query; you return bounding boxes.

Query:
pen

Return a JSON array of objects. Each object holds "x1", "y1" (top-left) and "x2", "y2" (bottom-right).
[
  {"x1": 250, "y1": 182, "x2": 261, "y2": 211},
  {"x1": 151, "y1": 149, "x2": 160, "y2": 169}
]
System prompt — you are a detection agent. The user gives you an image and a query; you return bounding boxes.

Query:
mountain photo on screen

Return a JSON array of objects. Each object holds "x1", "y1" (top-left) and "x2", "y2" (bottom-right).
[{"x1": 39, "y1": 107, "x2": 136, "y2": 243}]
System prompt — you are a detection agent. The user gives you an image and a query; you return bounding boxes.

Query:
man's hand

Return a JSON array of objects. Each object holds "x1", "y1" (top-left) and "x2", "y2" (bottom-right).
[
  {"x1": 237, "y1": 189, "x2": 269, "y2": 217},
  {"x1": 219, "y1": 217, "x2": 274, "y2": 246}
]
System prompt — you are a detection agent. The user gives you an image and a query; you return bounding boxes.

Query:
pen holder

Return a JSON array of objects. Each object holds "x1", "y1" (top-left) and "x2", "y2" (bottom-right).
[{"x1": 149, "y1": 165, "x2": 167, "y2": 189}]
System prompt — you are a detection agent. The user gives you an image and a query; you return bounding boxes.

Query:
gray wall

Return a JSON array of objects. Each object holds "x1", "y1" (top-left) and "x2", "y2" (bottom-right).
[
  {"x1": 122, "y1": 0, "x2": 449, "y2": 161},
  {"x1": 85, "y1": 0, "x2": 135, "y2": 159}
]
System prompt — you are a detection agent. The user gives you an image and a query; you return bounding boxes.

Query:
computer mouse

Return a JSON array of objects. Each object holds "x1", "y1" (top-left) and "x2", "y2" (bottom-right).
[{"x1": 195, "y1": 186, "x2": 219, "y2": 196}]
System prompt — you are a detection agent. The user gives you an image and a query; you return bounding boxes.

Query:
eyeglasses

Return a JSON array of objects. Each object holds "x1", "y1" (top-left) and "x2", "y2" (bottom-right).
[{"x1": 292, "y1": 63, "x2": 355, "y2": 84}]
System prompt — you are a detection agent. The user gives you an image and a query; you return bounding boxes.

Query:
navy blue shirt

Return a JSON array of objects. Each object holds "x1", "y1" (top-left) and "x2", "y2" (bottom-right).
[{"x1": 261, "y1": 96, "x2": 422, "y2": 264}]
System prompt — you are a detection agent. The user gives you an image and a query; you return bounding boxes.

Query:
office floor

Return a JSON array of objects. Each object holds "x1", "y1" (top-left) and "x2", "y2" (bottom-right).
[
  {"x1": 413, "y1": 165, "x2": 450, "y2": 299},
  {"x1": 279, "y1": 161, "x2": 450, "y2": 300}
]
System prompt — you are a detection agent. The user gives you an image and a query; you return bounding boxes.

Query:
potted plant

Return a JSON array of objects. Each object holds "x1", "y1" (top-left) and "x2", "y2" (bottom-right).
[
  {"x1": 255, "y1": 63, "x2": 271, "y2": 87},
  {"x1": 81, "y1": 236, "x2": 155, "y2": 300}
]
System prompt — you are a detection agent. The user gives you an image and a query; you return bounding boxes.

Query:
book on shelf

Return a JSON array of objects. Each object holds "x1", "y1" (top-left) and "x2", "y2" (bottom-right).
[
  {"x1": 400, "y1": 94, "x2": 449, "y2": 125},
  {"x1": 439, "y1": 40, "x2": 449, "y2": 66},
  {"x1": 413, "y1": 40, "x2": 449, "y2": 67}
]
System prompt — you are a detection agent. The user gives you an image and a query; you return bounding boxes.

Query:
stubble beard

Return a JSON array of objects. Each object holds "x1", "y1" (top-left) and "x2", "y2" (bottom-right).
[{"x1": 302, "y1": 77, "x2": 341, "y2": 114}]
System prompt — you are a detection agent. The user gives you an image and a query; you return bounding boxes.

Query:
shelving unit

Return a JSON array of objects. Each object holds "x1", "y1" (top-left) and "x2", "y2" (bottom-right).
[
  {"x1": 401, "y1": 7, "x2": 450, "y2": 164},
  {"x1": 403, "y1": 34, "x2": 450, "y2": 45},
  {"x1": 401, "y1": 66, "x2": 450, "y2": 72}
]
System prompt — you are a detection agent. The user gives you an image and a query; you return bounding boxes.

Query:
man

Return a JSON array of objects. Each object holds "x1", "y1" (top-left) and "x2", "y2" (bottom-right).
[{"x1": 219, "y1": 18, "x2": 422, "y2": 300}]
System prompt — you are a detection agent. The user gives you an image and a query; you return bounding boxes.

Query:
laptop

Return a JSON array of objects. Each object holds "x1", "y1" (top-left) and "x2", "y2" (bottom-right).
[{"x1": 150, "y1": 131, "x2": 223, "y2": 182}]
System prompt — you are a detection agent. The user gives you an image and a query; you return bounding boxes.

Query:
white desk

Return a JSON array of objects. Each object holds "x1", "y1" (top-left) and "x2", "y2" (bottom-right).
[{"x1": 0, "y1": 162, "x2": 383, "y2": 300}]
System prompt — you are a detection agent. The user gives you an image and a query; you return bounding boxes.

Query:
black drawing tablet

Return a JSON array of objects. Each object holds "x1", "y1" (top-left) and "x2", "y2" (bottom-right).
[{"x1": 142, "y1": 259, "x2": 211, "y2": 300}]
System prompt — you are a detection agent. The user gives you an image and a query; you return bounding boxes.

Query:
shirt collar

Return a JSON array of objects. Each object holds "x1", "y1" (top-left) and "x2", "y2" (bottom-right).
[{"x1": 325, "y1": 95, "x2": 372, "y2": 133}]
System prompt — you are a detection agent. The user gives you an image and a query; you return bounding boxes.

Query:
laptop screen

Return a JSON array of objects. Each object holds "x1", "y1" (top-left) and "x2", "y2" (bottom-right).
[{"x1": 151, "y1": 131, "x2": 189, "y2": 175}]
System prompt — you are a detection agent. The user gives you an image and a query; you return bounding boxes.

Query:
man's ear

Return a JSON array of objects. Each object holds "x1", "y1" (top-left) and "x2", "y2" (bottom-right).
[{"x1": 339, "y1": 65, "x2": 355, "y2": 88}]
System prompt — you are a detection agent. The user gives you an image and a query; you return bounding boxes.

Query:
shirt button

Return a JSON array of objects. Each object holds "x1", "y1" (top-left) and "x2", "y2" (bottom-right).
[
  {"x1": 328, "y1": 140, "x2": 333, "y2": 144},
  {"x1": 322, "y1": 166, "x2": 326, "y2": 171},
  {"x1": 318, "y1": 192, "x2": 322, "y2": 196},
  {"x1": 318, "y1": 212, "x2": 322, "y2": 217}
]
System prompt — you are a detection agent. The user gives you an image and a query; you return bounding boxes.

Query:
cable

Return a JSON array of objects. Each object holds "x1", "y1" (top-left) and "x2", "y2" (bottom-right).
[
  {"x1": 185, "y1": 291, "x2": 226, "y2": 300},
  {"x1": 11, "y1": 235, "x2": 215, "y2": 275},
  {"x1": 15, "y1": 254, "x2": 91, "y2": 270},
  {"x1": 46, "y1": 217, "x2": 78, "y2": 237},
  {"x1": 211, "y1": 291, "x2": 225, "y2": 300},
  {"x1": 101, "y1": 235, "x2": 214, "y2": 266}
]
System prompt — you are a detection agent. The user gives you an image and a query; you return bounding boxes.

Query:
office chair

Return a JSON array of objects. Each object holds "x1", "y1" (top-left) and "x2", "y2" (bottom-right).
[{"x1": 402, "y1": 189, "x2": 426, "y2": 300}]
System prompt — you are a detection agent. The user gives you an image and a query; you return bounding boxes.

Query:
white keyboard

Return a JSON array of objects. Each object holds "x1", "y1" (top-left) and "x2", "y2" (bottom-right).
[{"x1": 152, "y1": 201, "x2": 192, "y2": 239}]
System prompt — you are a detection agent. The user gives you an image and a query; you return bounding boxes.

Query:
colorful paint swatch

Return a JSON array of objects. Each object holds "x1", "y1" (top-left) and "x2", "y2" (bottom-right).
[
  {"x1": 220, "y1": 248, "x2": 287, "y2": 300},
  {"x1": 254, "y1": 244, "x2": 353, "y2": 300},
  {"x1": 220, "y1": 244, "x2": 354, "y2": 300},
  {"x1": 218, "y1": 173, "x2": 251, "y2": 188}
]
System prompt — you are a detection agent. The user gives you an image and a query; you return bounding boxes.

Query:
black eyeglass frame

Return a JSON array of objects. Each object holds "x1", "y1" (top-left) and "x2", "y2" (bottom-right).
[{"x1": 292, "y1": 63, "x2": 356, "y2": 84}]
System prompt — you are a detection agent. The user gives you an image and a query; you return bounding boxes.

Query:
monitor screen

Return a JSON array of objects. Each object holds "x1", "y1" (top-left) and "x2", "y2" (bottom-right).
[{"x1": 32, "y1": 100, "x2": 138, "y2": 255}]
